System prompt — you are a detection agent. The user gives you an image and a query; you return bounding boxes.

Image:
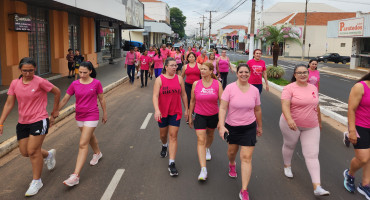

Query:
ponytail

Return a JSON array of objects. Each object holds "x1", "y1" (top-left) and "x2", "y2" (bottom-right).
[
  {"x1": 79, "y1": 61, "x2": 97, "y2": 78},
  {"x1": 18, "y1": 57, "x2": 37, "y2": 79}
]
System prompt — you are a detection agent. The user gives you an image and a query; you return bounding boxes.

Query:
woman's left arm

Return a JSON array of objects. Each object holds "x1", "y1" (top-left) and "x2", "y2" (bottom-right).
[
  {"x1": 179, "y1": 76, "x2": 189, "y2": 121},
  {"x1": 98, "y1": 93, "x2": 107, "y2": 124},
  {"x1": 254, "y1": 105, "x2": 262, "y2": 136}
]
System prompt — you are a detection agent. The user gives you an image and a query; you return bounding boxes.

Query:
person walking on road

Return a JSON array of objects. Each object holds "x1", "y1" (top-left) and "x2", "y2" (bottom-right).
[
  {"x1": 160, "y1": 44, "x2": 170, "y2": 60},
  {"x1": 307, "y1": 59, "x2": 320, "y2": 91},
  {"x1": 0, "y1": 57, "x2": 60, "y2": 196},
  {"x1": 196, "y1": 46, "x2": 203, "y2": 58},
  {"x1": 247, "y1": 49, "x2": 269, "y2": 94},
  {"x1": 213, "y1": 48, "x2": 220, "y2": 59},
  {"x1": 196, "y1": 49, "x2": 208, "y2": 65},
  {"x1": 148, "y1": 46, "x2": 156, "y2": 79},
  {"x1": 343, "y1": 72, "x2": 370, "y2": 199},
  {"x1": 218, "y1": 64, "x2": 262, "y2": 200},
  {"x1": 280, "y1": 65, "x2": 329, "y2": 196},
  {"x1": 217, "y1": 50, "x2": 232, "y2": 89},
  {"x1": 189, "y1": 62, "x2": 223, "y2": 181},
  {"x1": 207, "y1": 53, "x2": 219, "y2": 77},
  {"x1": 125, "y1": 47, "x2": 137, "y2": 84},
  {"x1": 139, "y1": 50, "x2": 153, "y2": 88},
  {"x1": 153, "y1": 48, "x2": 165, "y2": 78},
  {"x1": 174, "y1": 48, "x2": 183, "y2": 75},
  {"x1": 181, "y1": 52, "x2": 201, "y2": 108},
  {"x1": 153, "y1": 57, "x2": 189, "y2": 177},
  {"x1": 134, "y1": 47, "x2": 141, "y2": 79},
  {"x1": 59, "y1": 61, "x2": 107, "y2": 187},
  {"x1": 73, "y1": 50, "x2": 84, "y2": 80},
  {"x1": 66, "y1": 48, "x2": 75, "y2": 78}
]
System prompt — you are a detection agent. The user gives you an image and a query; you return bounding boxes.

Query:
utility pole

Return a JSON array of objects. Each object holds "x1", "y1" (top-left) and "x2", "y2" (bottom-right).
[
  {"x1": 201, "y1": 15, "x2": 205, "y2": 47},
  {"x1": 301, "y1": 0, "x2": 308, "y2": 60},
  {"x1": 197, "y1": 23, "x2": 202, "y2": 43},
  {"x1": 249, "y1": 0, "x2": 256, "y2": 60},
  {"x1": 206, "y1": 10, "x2": 217, "y2": 50}
]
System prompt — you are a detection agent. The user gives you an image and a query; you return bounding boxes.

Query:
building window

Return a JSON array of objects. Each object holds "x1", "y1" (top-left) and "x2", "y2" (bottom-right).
[{"x1": 341, "y1": 43, "x2": 346, "y2": 47}]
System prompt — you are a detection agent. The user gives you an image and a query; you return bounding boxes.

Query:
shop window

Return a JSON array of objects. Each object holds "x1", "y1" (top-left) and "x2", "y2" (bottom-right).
[{"x1": 341, "y1": 43, "x2": 346, "y2": 47}]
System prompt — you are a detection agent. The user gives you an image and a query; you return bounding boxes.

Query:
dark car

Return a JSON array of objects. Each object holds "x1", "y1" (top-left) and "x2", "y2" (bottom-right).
[
  {"x1": 122, "y1": 40, "x2": 144, "y2": 51},
  {"x1": 316, "y1": 53, "x2": 350, "y2": 64}
]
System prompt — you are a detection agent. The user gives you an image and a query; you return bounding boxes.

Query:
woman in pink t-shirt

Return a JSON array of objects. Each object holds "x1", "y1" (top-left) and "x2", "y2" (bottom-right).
[
  {"x1": 153, "y1": 57, "x2": 188, "y2": 177},
  {"x1": 343, "y1": 71, "x2": 370, "y2": 195},
  {"x1": 174, "y1": 48, "x2": 183, "y2": 75},
  {"x1": 153, "y1": 48, "x2": 165, "y2": 78},
  {"x1": 307, "y1": 59, "x2": 320, "y2": 91},
  {"x1": 139, "y1": 50, "x2": 153, "y2": 88},
  {"x1": 181, "y1": 52, "x2": 201, "y2": 108},
  {"x1": 58, "y1": 61, "x2": 107, "y2": 187},
  {"x1": 218, "y1": 64, "x2": 262, "y2": 200},
  {"x1": 247, "y1": 49, "x2": 269, "y2": 94},
  {"x1": 134, "y1": 47, "x2": 142, "y2": 79},
  {"x1": 217, "y1": 50, "x2": 232, "y2": 89},
  {"x1": 188, "y1": 62, "x2": 223, "y2": 181},
  {"x1": 280, "y1": 65, "x2": 329, "y2": 196},
  {"x1": 207, "y1": 53, "x2": 219, "y2": 77},
  {"x1": 148, "y1": 46, "x2": 156, "y2": 80},
  {"x1": 0, "y1": 57, "x2": 61, "y2": 196}
]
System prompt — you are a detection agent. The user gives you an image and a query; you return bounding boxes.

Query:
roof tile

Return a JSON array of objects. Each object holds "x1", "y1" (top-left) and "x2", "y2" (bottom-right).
[{"x1": 273, "y1": 12, "x2": 356, "y2": 26}]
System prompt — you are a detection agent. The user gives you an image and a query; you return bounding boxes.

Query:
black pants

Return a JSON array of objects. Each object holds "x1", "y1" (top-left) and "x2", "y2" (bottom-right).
[
  {"x1": 140, "y1": 70, "x2": 149, "y2": 86},
  {"x1": 185, "y1": 82, "x2": 192, "y2": 107},
  {"x1": 220, "y1": 72, "x2": 228, "y2": 89}
]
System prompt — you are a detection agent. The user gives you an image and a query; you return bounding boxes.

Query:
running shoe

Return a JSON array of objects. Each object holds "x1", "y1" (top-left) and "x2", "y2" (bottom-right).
[
  {"x1": 198, "y1": 168, "x2": 207, "y2": 181},
  {"x1": 63, "y1": 174, "x2": 80, "y2": 187},
  {"x1": 25, "y1": 180, "x2": 43, "y2": 197},
  {"x1": 314, "y1": 186, "x2": 330, "y2": 196},
  {"x1": 206, "y1": 148, "x2": 211, "y2": 161},
  {"x1": 229, "y1": 162, "x2": 237, "y2": 178},
  {"x1": 358, "y1": 183, "x2": 370, "y2": 200},
  {"x1": 343, "y1": 132, "x2": 350, "y2": 148},
  {"x1": 284, "y1": 166, "x2": 293, "y2": 178},
  {"x1": 344, "y1": 169, "x2": 356, "y2": 193},
  {"x1": 239, "y1": 189, "x2": 249, "y2": 200},
  {"x1": 44, "y1": 149, "x2": 56, "y2": 170},
  {"x1": 160, "y1": 146, "x2": 168, "y2": 158},
  {"x1": 168, "y1": 162, "x2": 179, "y2": 176},
  {"x1": 90, "y1": 152, "x2": 103, "y2": 166}
]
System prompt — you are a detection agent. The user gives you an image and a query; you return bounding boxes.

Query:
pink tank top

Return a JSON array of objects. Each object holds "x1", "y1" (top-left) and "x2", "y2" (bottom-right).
[
  {"x1": 175, "y1": 53, "x2": 182, "y2": 64},
  {"x1": 159, "y1": 75, "x2": 182, "y2": 120},
  {"x1": 355, "y1": 81, "x2": 370, "y2": 128},
  {"x1": 218, "y1": 57, "x2": 229, "y2": 72},
  {"x1": 211, "y1": 60, "x2": 217, "y2": 74},
  {"x1": 194, "y1": 79, "x2": 219, "y2": 116},
  {"x1": 185, "y1": 63, "x2": 201, "y2": 84}
]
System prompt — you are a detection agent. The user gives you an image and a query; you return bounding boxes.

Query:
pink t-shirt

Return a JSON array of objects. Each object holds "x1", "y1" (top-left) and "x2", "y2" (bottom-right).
[
  {"x1": 140, "y1": 55, "x2": 151, "y2": 70},
  {"x1": 148, "y1": 51, "x2": 155, "y2": 58},
  {"x1": 222, "y1": 82, "x2": 261, "y2": 126},
  {"x1": 170, "y1": 51, "x2": 176, "y2": 58},
  {"x1": 160, "y1": 48, "x2": 170, "y2": 59},
  {"x1": 8, "y1": 76, "x2": 54, "y2": 124},
  {"x1": 281, "y1": 82, "x2": 319, "y2": 128},
  {"x1": 174, "y1": 53, "x2": 182, "y2": 64},
  {"x1": 308, "y1": 69, "x2": 320, "y2": 89},
  {"x1": 194, "y1": 79, "x2": 219, "y2": 116},
  {"x1": 66, "y1": 79, "x2": 104, "y2": 121},
  {"x1": 125, "y1": 52, "x2": 136, "y2": 65},
  {"x1": 247, "y1": 59, "x2": 266, "y2": 84},
  {"x1": 153, "y1": 55, "x2": 164, "y2": 69}
]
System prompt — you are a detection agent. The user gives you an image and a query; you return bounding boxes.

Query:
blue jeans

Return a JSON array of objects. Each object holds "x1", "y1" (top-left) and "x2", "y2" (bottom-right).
[
  {"x1": 127, "y1": 65, "x2": 135, "y2": 83},
  {"x1": 252, "y1": 84, "x2": 262, "y2": 94},
  {"x1": 155, "y1": 68, "x2": 163, "y2": 78}
]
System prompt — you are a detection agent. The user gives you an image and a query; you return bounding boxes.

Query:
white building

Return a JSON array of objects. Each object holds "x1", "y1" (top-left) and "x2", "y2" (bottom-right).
[{"x1": 217, "y1": 25, "x2": 248, "y2": 50}]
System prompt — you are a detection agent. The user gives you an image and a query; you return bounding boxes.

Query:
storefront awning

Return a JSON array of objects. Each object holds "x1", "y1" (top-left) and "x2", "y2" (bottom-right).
[{"x1": 144, "y1": 21, "x2": 172, "y2": 35}]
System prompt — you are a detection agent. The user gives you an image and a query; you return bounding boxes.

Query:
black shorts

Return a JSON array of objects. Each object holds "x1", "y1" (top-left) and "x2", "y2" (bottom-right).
[
  {"x1": 150, "y1": 64, "x2": 154, "y2": 69},
  {"x1": 354, "y1": 125, "x2": 370, "y2": 149},
  {"x1": 16, "y1": 118, "x2": 50, "y2": 141},
  {"x1": 225, "y1": 121, "x2": 257, "y2": 146},
  {"x1": 68, "y1": 62, "x2": 74, "y2": 71},
  {"x1": 177, "y1": 63, "x2": 183, "y2": 71},
  {"x1": 194, "y1": 113, "x2": 218, "y2": 130}
]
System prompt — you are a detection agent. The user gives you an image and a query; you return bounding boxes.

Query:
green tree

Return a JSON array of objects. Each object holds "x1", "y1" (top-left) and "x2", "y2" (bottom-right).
[
  {"x1": 257, "y1": 25, "x2": 301, "y2": 67},
  {"x1": 170, "y1": 7, "x2": 186, "y2": 39}
]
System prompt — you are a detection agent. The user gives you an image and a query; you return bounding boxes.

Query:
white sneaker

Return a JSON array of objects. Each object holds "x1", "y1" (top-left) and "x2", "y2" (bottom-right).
[
  {"x1": 44, "y1": 149, "x2": 56, "y2": 170},
  {"x1": 284, "y1": 167, "x2": 293, "y2": 178},
  {"x1": 314, "y1": 186, "x2": 330, "y2": 196},
  {"x1": 198, "y1": 168, "x2": 207, "y2": 181},
  {"x1": 25, "y1": 180, "x2": 43, "y2": 196},
  {"x1": 90, "y1": 152, "x2": 103, "y2": 166},
  {"x1": 206, "y1": 148, "x2": 211, "y2": 161}
]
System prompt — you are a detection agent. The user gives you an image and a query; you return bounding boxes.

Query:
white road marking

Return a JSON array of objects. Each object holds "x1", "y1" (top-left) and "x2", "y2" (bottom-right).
[
  {"x1": 101, "y1": 169, "x2": 125, "y2": 200},
  {"x1": 140, "y1": 113, "x2": 153, "y2": 129}
]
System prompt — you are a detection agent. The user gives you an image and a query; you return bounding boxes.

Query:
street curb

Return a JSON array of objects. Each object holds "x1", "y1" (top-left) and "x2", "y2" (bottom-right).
[
  {"x1": 0, "y1": 76, "x2": 129, "y2": 158},
  {"x1": 267, "y1": 80, "x2": 348, "y2": 126}
]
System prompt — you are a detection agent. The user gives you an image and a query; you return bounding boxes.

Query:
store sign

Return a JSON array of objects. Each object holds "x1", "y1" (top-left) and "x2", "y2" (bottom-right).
[
  {"x1": 338, "y1": 18, "x2": 364, "y2": 37},
  {"x1": 8, "y1": 14, "x2": 31, "y2": 32}
]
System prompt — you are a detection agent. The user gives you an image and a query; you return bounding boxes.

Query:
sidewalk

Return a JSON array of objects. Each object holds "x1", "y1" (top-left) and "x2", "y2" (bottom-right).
[{"x1": 0, "y1": 58, "x2": 130, "y2": 144}]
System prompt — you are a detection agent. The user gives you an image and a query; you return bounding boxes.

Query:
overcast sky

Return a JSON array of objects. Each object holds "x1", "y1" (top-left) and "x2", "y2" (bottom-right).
[{"x1": 160, "y1": 0, "x2": 370, "y2": 36}]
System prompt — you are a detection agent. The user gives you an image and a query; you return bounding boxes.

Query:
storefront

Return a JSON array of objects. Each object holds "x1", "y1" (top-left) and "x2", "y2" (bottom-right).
[{"x1": 328, "y1": 13, "x2": 370, "y2": 69}]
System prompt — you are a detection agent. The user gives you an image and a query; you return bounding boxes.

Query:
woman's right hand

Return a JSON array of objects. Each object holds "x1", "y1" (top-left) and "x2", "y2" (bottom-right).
[
  {"x1": 348, "y1": 130, "x2": 358, "y2": 145},
  {"x1": 154, "y1": 111, "x2": 162, "y2": 122},
  {"x1": 188, "y1": 118, "x2": 193, "y2": 129},
  {"x1": 218, "y1": 125, "x2": 229, "y2": 141},
  {"x1": 287, "y1": 119, "x2": 297, "y2": 131}
]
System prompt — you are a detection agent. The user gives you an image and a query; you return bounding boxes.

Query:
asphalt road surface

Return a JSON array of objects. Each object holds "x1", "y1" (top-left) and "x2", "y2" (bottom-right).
[{"x1": 0, "y1": 72, "x2": 364, "y2": 200}]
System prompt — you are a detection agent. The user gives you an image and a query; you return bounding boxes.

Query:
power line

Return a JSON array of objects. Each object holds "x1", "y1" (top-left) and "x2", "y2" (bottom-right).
[{"x1": 213, "y1": 0, "x2": 248, "y2": 24}]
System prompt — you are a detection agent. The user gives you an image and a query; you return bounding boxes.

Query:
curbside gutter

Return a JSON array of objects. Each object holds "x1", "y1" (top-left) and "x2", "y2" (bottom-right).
[{"x1": 0, "y1": 76, "x2": 129, "y2": 158}]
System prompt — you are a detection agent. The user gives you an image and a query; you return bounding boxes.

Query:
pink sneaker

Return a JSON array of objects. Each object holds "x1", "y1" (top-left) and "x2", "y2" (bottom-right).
[
  {"x1": 63, "y1": 174, "x2": 79, "y2": 187},
  {"x1": 90, "y1": 152, "x2": 103, "y2": 166},
  {"x1": 229, "y1": 162, "x2": 237, "y2": 178},
  {"x1": 239, "y1": 189, "x2": 249, "y2": 200}
]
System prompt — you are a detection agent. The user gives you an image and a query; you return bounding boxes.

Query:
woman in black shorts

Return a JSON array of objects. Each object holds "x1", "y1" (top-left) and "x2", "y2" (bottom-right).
[{"x1": 218, "y1": 64, "x2": 262, "y2": 200}]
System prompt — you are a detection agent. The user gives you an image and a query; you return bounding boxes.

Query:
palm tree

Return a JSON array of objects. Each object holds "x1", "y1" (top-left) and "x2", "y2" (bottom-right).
[{"x1": 257, "y1": 25, "x2": 301, "y2": 67}]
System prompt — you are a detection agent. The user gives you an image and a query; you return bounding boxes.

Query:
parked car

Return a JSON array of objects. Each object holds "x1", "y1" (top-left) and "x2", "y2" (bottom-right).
[
  {"x1": 173, "y1": 43, "x2": 181, "y2": 48},
  {"x1": 122, "y1": 40, "x2": 144, "y2": 51},
  {"x1": 209, "y1": 44, "x2": 215, "y2": 49},
  {"x1": 316, "y1": 53, "x2": 350, "y2": 64}
]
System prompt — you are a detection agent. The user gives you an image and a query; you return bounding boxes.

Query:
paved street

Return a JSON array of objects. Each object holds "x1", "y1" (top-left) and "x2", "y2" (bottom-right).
[{"x1": 0, "y1": 71, "x2": 364, "y2": 200}]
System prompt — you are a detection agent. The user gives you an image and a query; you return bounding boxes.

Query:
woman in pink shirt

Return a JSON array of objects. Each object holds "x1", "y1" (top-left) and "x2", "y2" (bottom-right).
[
  {"x1": 134, "y1": 47, "x2": 142, "y2": 79},
  {"x1": 196, "y1": 46, "x2": 203, "y2": 58},
  {"x1": 189, "y1": 62, "x2": 223, "y2": 181},
  {"x1": 280, "y1": 65, "x2": 329, "y2": 196},
  {"x1": 58, "y1": 61, "x2": 107, "y2": 187},
  {"x1": 217, "y1": 50, "x2": 232, "y2": 89},
  {"x1": 148, "y1": 46, "x2": 156, "y2": 80},
  {"x1": 153, "y1": 57, "x2": 188, "y2": 177},
  {"x1": 153, "y1": 48, "x2": 165, "y2": 78},
  {"x1": 139, "y1": 50, "x2": 153, "y2": 88},
  {"x1": 170, "y1": 47, "x2": 176, "y2": 58},
  {"x1": 174, "y1": 48, "x2": 183, "y2": 75},
  {"x1": 218, "y1": 64, "x2": 262, "y2": 200},
  {"x1": 307, "y1": 59, "x2": 320, "y2": 91},
  {"x1": 0, "y1": 57, "x2": 61, "y2": 196},
  {"x1": 207, "y1": 53, "x2": 219, "y2": 77},
  {"x1": 212, "y1": 48, "x2": 220, "y2": 59},
  {"x1": 247, "y1": 49, "x2": 269, "y2": 94},
  {"x1": 125, "y1": 47, "x2": 137, "y2": 84},
  {"x1": 181, "y1": 52, "x2": 201, "y2": 108},
  {"x1": 343, "y1": 71, "x2": 370, "y2": 197}
]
